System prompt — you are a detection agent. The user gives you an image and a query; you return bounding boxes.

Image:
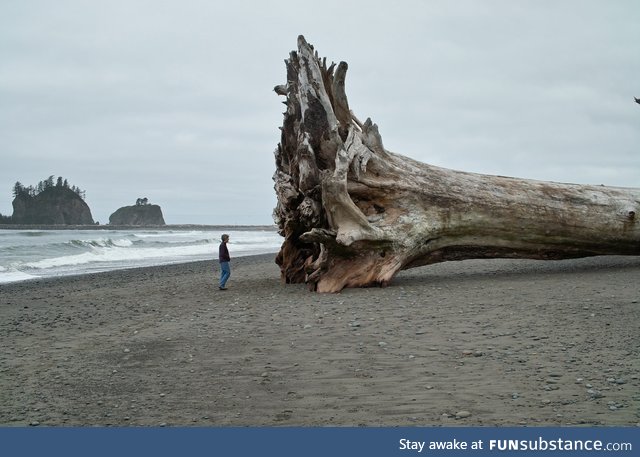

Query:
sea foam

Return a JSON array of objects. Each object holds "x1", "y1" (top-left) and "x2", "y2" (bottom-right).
[{"x1": 0, "y1": 228, "x2": 282, "y2": 284}]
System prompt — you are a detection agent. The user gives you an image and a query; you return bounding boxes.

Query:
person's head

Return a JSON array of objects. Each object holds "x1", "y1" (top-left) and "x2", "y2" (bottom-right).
[{"x1": 221, "y1": 234, "x2": 229, "y2": 243}]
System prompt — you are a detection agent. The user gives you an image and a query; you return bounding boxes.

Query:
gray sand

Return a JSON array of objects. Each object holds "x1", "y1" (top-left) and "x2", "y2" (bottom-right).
[{"x1": 1, "y1": 254, "x2": 639, "y2": 426}]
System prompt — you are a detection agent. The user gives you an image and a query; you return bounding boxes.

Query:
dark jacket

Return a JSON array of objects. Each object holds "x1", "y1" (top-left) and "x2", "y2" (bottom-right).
[{"x1": 219, "y1": 242, "x2": 230, "y2": 262}]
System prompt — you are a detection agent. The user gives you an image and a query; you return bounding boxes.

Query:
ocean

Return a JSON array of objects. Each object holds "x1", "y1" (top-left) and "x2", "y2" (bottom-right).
[{"x1": 0, "y1": 227, "x2": 282, "y2": 284}]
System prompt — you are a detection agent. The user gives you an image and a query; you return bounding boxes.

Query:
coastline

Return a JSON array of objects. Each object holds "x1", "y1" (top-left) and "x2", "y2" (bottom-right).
[
  {"x1": 1, "y1": 254, "x2": 639, "y2": 426},
  {"x1": 0, "y1": 253, "x2": 275, "y2": 292},
  {"x1": 0, "y1": 227, "x2": 283, "y2": 285}
]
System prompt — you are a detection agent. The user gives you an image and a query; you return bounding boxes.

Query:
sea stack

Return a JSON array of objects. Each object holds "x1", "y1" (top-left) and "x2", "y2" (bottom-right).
[
  {"x1": 11, "y1": 179, "x2": 94, "y2": 225},
  {"x1": 109, "y1": 198, "x2": 166, "y2": 226}
]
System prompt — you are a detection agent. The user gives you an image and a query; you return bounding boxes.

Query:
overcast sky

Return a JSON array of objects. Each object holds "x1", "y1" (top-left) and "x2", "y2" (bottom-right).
[{"x1": 1, "y1": 1, "x2": 639, "y2": 225}]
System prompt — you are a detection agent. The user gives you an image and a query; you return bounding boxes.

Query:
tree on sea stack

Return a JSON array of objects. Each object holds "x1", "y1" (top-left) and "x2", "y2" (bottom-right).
[{"x1": 272, "y1": 36, "x2": 640, "y2": 293}]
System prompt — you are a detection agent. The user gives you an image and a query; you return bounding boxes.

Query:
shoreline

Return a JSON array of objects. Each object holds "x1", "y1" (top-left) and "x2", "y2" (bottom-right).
[
  {"x1": 1, "y1": 255, "x2": 639, "y2": 426},
  {"x1": 0, "y1": 253, "x2": 277, "y2": 291}
]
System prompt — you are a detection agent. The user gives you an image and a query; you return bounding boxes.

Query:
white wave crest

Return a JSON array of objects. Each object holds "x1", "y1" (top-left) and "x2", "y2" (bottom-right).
[
  {"x1": 0, "y1": 268, "x2": 37, "y2": 284},
  {"x1": 22, "y1": 240, "x2": 281, "y2": 270},
  {"x1": 73, "y1": 238, "x2": 134, "y2": 248},
  {"x1": 0, "y1": 228, "x2": 282, "y2": 284}
]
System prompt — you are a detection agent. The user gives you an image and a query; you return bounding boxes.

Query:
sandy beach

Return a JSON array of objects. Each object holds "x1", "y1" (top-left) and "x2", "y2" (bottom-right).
[{"x1": 1, "y1": 254, "x2": 639, "y2": 426}]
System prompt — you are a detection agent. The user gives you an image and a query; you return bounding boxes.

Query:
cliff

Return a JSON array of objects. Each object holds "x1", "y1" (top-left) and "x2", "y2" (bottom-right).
[
  {"x1": 11, "y1": 186, "x2": 94, "y2": 225},
  {"x1": 109, "y1": 204, "x2": 166, "y2": 226}
]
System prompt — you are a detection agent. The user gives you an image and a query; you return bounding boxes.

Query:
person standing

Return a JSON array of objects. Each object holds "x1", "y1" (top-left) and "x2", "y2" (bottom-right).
[{"x1": 218, "y1": 234, "x2": 231, "y2": 290}]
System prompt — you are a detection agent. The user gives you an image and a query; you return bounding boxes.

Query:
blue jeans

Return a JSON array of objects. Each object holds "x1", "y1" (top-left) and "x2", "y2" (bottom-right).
[{"x1": 219, "y1": 261, "x2": 231, "y2": 288}]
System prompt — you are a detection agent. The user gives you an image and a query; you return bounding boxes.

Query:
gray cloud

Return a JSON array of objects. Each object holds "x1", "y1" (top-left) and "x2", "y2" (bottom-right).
[{"x1": 1, "y1": 0, "x2": 639, "y2": 224}]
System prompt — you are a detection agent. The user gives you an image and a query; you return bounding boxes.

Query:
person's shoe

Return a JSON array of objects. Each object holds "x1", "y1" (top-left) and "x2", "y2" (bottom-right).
[{"x1": 219, "y1": 287, "x2": 228, "y2": 290}]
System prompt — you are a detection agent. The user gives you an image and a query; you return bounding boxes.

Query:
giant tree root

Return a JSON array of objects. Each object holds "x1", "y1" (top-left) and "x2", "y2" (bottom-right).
[{"x1": 273, "y1": 36, "x2": 639, "y2": 292}]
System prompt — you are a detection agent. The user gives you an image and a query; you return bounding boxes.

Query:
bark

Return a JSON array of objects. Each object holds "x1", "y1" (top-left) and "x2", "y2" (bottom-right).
[{"x1": 273, "y1": 36, "x2": 640, "y2": 293}]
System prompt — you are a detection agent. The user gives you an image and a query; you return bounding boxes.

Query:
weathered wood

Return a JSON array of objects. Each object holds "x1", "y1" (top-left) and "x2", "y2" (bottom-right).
[{"x1": 273, "y1": 36, "x2": 640, "y2": 292}]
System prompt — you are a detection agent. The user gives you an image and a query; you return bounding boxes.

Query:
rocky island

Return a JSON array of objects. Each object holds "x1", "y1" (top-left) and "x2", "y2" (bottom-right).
[
  {"x1": 8, "y1": 177, "x2": 94, "y2": 225},
  {"x1": 109, "y1": 198, "x2": 166, "y2": 226}
]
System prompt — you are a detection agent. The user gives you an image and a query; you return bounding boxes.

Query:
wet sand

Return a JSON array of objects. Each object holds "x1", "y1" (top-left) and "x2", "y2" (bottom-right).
[{"x1": 1, "y1": 254, "x2": 639, "y2": 426}]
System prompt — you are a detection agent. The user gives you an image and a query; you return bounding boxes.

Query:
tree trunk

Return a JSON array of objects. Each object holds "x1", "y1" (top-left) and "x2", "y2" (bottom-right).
[{"x1": 272, "y1": 36, "x2": 640, "y2": 293}]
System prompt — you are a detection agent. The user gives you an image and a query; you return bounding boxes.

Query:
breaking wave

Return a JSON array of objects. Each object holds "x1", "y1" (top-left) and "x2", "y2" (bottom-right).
[{"x1": 0, "y1": 228, "x2": 282, "y2": 284}]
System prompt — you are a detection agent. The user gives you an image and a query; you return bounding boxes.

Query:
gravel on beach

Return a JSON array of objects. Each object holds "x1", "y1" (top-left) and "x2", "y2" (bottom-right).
[{"x1": 1, "y1": 254, "x2": 639, "y2": 426}]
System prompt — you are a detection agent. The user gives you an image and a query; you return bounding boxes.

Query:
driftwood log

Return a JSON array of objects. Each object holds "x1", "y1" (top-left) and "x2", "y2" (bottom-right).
[{"x1": 273, "y1": 36, "x2": 640, "y2": 292}]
